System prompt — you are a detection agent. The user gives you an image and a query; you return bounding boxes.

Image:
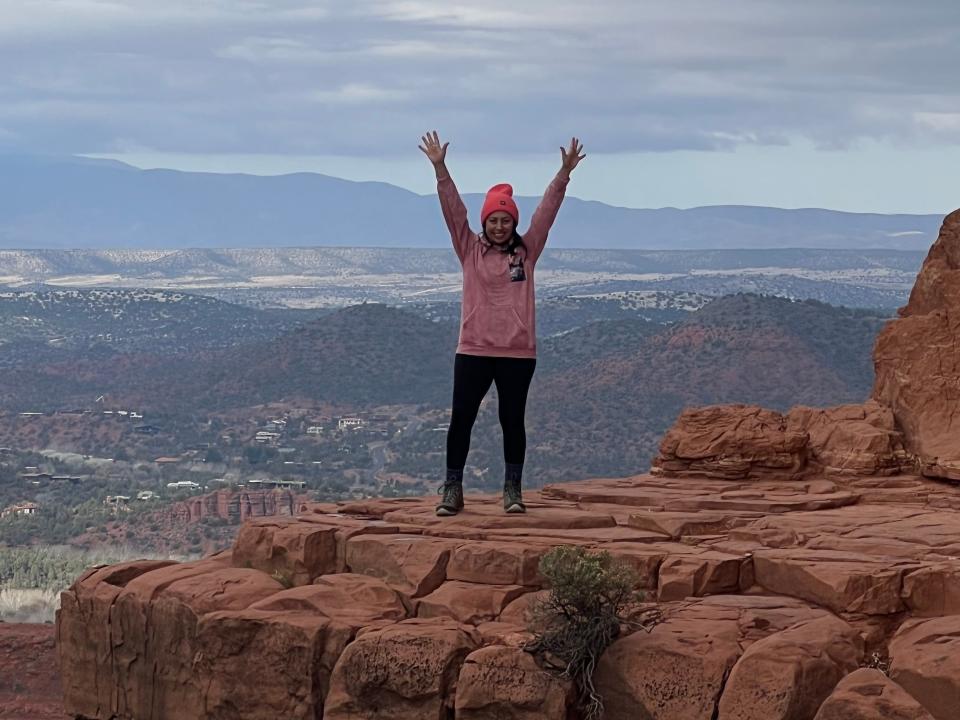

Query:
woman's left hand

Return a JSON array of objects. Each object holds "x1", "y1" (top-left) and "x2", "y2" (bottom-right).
[{"x1": 560, "y1": 137, "x2": 585, "y2": 174}]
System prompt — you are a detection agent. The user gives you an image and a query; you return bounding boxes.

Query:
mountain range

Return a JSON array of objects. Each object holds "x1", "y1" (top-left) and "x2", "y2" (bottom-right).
[{"x1": 0, "y1": 154, "x2": 942, "y2": 250}]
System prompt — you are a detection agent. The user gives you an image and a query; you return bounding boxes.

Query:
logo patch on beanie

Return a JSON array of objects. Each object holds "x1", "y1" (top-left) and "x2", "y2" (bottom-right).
[{"x1": 499, "y1": 200, "x2": 506, "y2": 205}]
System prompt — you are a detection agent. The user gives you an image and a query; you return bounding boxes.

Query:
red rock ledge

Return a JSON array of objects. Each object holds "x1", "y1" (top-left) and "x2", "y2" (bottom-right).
[{"x1": 57, "y1": 472, "x2": 960, "y2": 720}]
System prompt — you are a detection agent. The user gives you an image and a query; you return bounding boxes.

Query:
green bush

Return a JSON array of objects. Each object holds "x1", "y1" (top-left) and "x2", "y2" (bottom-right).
[{"x1": 526, "y1": 545, "x2": 649, "y2": 720}]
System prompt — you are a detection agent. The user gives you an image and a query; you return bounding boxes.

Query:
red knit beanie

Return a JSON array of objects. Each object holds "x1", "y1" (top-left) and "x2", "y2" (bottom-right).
[{"x1": 481, "y1": 183, "x2": 519, "y2": 227}]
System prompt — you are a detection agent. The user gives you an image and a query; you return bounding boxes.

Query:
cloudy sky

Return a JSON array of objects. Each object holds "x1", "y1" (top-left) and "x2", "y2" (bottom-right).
[{"x1": 2, "y1": 0, "x2": 959, "y2": 212}]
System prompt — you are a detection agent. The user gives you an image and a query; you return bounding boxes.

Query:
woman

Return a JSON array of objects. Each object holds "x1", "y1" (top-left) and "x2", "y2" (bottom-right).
[{"x1": 418, "y1": 130, "x2": 585, "y2": 515}]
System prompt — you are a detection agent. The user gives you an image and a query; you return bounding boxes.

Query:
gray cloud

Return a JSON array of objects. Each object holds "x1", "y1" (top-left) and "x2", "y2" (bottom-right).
[{"x1": 1, "y1": 0, "x2": 959, "y2": 156}]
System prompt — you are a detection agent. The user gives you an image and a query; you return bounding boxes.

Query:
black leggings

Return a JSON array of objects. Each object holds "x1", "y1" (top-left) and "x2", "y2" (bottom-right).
[{"x1": 446, "y1": 353, "x2": 537, "y2": 470}]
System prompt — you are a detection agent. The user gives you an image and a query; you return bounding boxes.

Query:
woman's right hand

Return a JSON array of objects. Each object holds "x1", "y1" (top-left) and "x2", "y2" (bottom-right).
[{"x1": 419, "y1": 130, "x2": 449, "y2": 165}]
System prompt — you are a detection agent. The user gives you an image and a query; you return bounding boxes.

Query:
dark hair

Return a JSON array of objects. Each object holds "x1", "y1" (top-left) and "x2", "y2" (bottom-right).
[{"x1": 506, "y1": 231, "x2": 527, "y2": 257}]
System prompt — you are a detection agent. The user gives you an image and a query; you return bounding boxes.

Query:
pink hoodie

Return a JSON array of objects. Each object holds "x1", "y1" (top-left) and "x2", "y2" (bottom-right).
[{"x1": 437, "y1": 172, "x2": 569, "y2": 358}]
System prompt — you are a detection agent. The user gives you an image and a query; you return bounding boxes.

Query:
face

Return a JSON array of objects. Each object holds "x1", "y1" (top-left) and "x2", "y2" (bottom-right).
[{"x1": 484, "y1": 211, "x2": 515, "y2": 245}]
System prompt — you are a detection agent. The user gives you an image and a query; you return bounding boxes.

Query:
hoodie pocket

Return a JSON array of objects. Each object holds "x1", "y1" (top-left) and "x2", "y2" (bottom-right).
[{"x1": 462, "y1": 305, "x2": 531, "y2": 349}]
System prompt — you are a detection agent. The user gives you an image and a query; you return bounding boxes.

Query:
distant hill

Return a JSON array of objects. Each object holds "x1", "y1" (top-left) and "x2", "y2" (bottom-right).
[
  {"x1": 0, "y1": 288, "x2": 327, "y2": 367},
  {"x1": 0, "y1": 295, "x2": 885, "y2": 484},
  {"x1": 526, "y1": 294, "x2": 886, "y2": 478},
  {"x1": 0, "y1": 303, "x2": 459, "y2": 412},
  {"x1": 0, "y1": 154, "x2": 942, "y2": 250}
]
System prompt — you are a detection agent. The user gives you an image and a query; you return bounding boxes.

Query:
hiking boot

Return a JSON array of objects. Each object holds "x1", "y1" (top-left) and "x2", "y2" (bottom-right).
[
  {"x1": 503, "y1": 462, "x2": 526, "y2": 514},
  {"x1": 436, "y1": 468, "x2": 464, "y2": 516}
]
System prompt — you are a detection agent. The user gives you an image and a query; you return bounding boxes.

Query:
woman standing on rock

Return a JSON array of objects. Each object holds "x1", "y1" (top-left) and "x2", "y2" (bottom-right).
[{"x1": 419, "y1": 130, "x2": 585, "y2": 516}]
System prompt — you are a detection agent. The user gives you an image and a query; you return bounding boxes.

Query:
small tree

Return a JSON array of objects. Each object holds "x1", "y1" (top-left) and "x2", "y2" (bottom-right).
[{"x1": 526, "y1": 545, "x2": 658, "y2": 720}]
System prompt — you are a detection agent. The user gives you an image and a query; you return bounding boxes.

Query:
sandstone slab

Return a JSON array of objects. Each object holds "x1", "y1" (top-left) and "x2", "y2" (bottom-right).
[
  {"x1": 416, "y1": 581, "x2": 529, "y2": 624},
  {"x1": 753, "y1": 549, "x2": 918, "y2": 615},
  {"x1": 446, "y1": 541, "x2": 548, "y2": 587},
  {"x1": 344, "y1": 533, "x2": 457, "y2": 598}
]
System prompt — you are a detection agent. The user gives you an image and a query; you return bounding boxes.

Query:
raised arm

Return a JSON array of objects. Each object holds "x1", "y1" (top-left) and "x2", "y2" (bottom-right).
[
  {"x1": 420, "y1": 130, "x2": 472, "y2": 263},
  {"x1": 525, "y1": 137, "x2": 585, "y2": 264}
]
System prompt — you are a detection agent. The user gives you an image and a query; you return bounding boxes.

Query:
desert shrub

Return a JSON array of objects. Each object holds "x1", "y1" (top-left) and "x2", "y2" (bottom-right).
[{"x1": 526, "y1": 545, "x2": 657, "y2": 720}]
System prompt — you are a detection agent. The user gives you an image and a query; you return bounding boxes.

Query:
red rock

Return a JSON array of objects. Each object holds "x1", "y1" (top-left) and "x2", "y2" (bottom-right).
[
  {"x1": 382, "y1": 502, "x2": 618, "y2": 530},
  {"x1": 344, "y1": 533, "x2": 457, "y2": 597},
  {"x1": 446, "y1": 541, "x2": 547, "y2": 586},
  {"x1": 663, "y1": 491, "x2": 859, "y2": 514},
  {"x1": 707, "y1": 595, "x2": 833, "y2": 647},
  {"x1": 628, "y1": 510, "x2": 760, "y2": 538},
  {"x1": 599, "y1": 542, "x2": 670, "y2": 590},
  {"x1": 110, "y1": 563, "x2": 283, "y2": 719},
  {"x1": 251, "y1": 573, "x2": 407, "y2": 623},
  {"x1": 889, "y1": 616, "x2": 960, "y2": 720},
  {"x1": 652, "y1": 404, "x2": 809, "y2": 480},
  {"x1": 231, "y1": 517, "x2": 339, "y2": 585},
  {"x1": 786, "y1": 401, "x2": 910, "y2": 476},
  {"x1": 873, "y1": 209, "x2": 960, "y2": 480},
  {"x1": 455, "y1": 645, "x2": 574, "y2": 719},
  {"x1": 594, "y1": 603, "x2": 741, "y2": 719},
  {"x1": 195, "y1": 575, "x2": 407, "y2": 718},
  {"x1": 473, "y1": 621, "x2": 533, "y2": 647},
  {"x1": 53, "y1": 451, "x2": 960, "y2": 720},
  {"x1": 901, "y1": 562, "x2": 960, "y2": 616},
  {"x1": 813, "y1": 669, "x2": 935, "y2": 720},
  {"x1": 716, "y1": 615, "x2": 863, "y2": 719},
  {"x1": 593, "y1": 595, "x2": 831, "y2": 720},
  {"x1": 57, "y1": 559, "x2": 179, "y2": 718},
  {"x1": 323, "y1": 618, "x2": 480, "y2": 720},
  {"x1": 657, "y1": 550, "x2": 747, "y2": 601},
  {"x1": 498, "y1": 590, "x2": 549, "y2": 627},
  {"x1": 416, "y1": 581, "x2": 529, "y2": 624},
  {"x1": 753, "y1": 548, "x2": 917, "y2": 615}
]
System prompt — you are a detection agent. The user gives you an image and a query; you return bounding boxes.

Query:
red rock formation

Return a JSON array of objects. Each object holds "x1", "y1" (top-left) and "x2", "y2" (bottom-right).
[
  {"x1": 652, "y1": 404, "x2": 808, "y2": 480},
  {"x1": 55, "y1": 473, "x2": 960, "y2": 719},
  {"x1": 652, "y1": 401, "x2": 909, "y2": 480},
  {"x1": 170, "y1": 488, "x2": 297, "y2": 524},
  {"x1": 874, "y1": 209, "x2": 960, "y2": 480},
  {"x1": 814, "y1": 669, "x2": 936, "y2": 720}
]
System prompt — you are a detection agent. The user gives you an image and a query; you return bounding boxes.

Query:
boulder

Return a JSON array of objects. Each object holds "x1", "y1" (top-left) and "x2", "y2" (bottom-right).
[
  {"x1": 813, "y1": 669, "x2": 935, "y2": 720},
  {"x1": 786, "y1": 401, "x2": 910, "y2": 475},
  {"x1": 323, "y1": 618, "x2": 479, "y2": 720},
  {"x1": 717, "y1": 615, "x2": 863, "y2": 719},
  {"x1": 901, "y1": 562, "x2": 960, "y2": 616},
  {"x1": 594, "y1": 599, "x2": 743, "y2": 720},
  {"x1": 231, "y1": 517, "x2": 338, "y2": 585},
  {"x1": 344, "y1": 533, "x2": 457, "y2": 598},
  {"x1": 455, "y1": 645, "x2": 574, "y2": 719},
  {"x1": 446, "y1": 540, "x2": 548, "y2": 587},
  {"x1": 416, "y1": 581, "x2": 529, "y2": 624},
  {"x1": 888, "y1": 616, "x2": 960, "y2": 720},
  {"x1": 652, "y1": 404, "x2": 808, "y2": 480}
]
